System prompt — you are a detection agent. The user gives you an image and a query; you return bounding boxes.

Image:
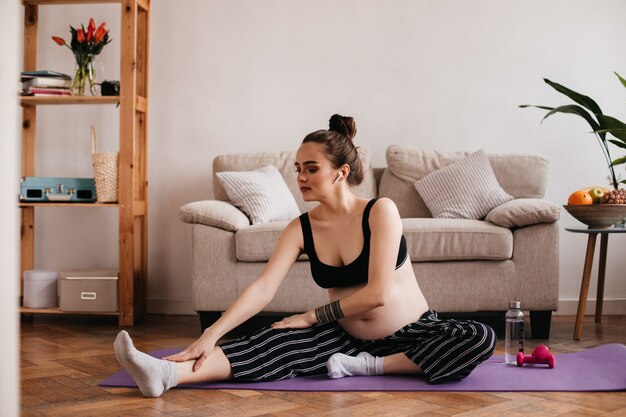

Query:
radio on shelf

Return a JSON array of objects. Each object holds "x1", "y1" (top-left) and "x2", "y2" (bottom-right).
[{"x1": 20, "y1": 177, "x2": 97, "y2": 203}]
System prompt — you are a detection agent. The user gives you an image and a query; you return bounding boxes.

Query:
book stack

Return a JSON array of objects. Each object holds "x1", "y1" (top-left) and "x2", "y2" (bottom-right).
[{"x1": 21, "y1": 70, "x2": 72, "y2": 96}]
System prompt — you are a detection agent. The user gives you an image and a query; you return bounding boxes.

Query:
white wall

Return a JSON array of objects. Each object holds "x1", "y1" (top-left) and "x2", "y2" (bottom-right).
[
  {"x1": 1, "y1": 0, "x2": 21, "y2": 414},
  {"x1": 31, "y1": 0, "x2": 626, "y2": 315}
]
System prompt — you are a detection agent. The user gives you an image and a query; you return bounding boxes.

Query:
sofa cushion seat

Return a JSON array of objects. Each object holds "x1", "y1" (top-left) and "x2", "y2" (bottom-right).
[
  {"x1": 236, "y1": 218, "x2": 512, "y2": 263},
  {"x1": 236, "y1": 221, "x2": 288, "y2": 262},
  {"x1": 236, "y1": 221, "x2": 310, "y2": 262},
  {"x1": 402, "y1": 218, "x2": 513, "y2": 261}
]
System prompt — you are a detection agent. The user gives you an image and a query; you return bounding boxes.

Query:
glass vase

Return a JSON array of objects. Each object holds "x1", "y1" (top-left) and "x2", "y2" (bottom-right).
[{"x1": 72, "y1": 53, "x2": 101, "y2": 96}]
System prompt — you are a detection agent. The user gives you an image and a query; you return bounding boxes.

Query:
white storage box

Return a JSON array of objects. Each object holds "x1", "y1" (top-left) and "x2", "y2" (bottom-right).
[
  {"x1": 23, "y1": 270, "x2": 59, "y2": 308},
  {"x1": 59, "y1": 269, "x2": 118, "y2": 312}
]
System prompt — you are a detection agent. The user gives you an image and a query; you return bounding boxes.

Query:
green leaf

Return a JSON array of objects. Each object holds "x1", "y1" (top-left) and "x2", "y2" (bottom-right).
[
  {"x1": 611, "y1": 156, "x2": 626, "y2": 166},
  {"x1": 600, "y1": 130, "x2": 626, "y2": 144},
  {"x1": 544, "y1": 78, "x2": 604, "y2": 117},
  {"x1": 519, "y1": 104, "x2": 554, "y2": 111},
  {"x1": 608, "y1": 139, "x2": 626, "y2": 149},
  {"x1": 598, "y1": 115, "x2": 626, "y2": 141},
  {"x1": 615, "y1": 72, "x2": 626, "y2": 89},
  {"x1": 540, "y1": 104, "x2": 604, "y2": 140},
  {"x1": 596, "y1": 128, "x2": 626, "y2": 134}
]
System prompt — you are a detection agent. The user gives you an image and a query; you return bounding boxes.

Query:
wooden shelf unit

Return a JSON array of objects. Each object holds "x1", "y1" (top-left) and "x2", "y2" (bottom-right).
[{"x1": 20, "y1": 0, "x2": 150, "y2": 326}]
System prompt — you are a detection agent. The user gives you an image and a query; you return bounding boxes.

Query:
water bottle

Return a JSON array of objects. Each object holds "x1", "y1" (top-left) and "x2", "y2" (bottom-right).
[{"x1": 505, "y1": 301, "x2": 525, "y2": 365}]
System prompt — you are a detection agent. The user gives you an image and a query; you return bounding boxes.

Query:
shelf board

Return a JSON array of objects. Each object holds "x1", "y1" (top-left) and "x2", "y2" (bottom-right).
[
  {"x1": 20, "y1": 306, "x2": 118, "y2": 316},
  {"x1": 20, "y1": 96, "x2": 120, "y2": 106},
  {"x1": 23, "y1": 1, "x2": 121, "y2": 5},
  {"x1": 19, "y1": 202, "x2": 119, "y2": 208}
]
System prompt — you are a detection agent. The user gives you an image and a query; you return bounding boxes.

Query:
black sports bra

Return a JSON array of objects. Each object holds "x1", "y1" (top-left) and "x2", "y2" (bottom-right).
[{"x1": 299, "y1": 198, "x2": 408, "y2": 289}]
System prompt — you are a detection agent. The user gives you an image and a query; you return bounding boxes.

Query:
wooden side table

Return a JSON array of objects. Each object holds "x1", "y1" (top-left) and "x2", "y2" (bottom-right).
[{"x1": 566, "y1": 227, "x2": 626, "y2": 340}]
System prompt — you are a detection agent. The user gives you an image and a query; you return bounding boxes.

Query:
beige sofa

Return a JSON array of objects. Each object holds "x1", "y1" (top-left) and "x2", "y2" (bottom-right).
[{"x1": 180, "y1": 145, "x2": 560, "y2": 338}]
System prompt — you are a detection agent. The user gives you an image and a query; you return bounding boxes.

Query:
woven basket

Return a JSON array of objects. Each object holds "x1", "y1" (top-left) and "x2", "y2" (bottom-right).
[{"x1": 91, "y1": 126, "x2": 119, "y2": 203}]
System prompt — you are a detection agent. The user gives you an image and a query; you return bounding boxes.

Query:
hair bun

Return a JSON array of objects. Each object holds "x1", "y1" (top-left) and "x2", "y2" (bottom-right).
[{"x1": 329, "y1": 114, "x2": 357, "y2": 140}]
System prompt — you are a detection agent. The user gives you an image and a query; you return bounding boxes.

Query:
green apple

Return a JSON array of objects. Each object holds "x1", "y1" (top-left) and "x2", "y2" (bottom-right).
[{"x1": 589, "y1": 187, "x2": 605, "y2": 203}]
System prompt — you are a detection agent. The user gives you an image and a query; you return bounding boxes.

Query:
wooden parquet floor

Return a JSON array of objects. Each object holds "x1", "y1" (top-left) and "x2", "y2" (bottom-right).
[{"x1": 21, "y1": 314, "x2": 626, "y2": 417}]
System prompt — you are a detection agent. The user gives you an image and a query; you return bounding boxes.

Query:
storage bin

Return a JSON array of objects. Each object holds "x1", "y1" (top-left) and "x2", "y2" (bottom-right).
[
  {"x1": 59, "y1": 269, "x2": 118, "y2": 312},
  {"x1": 23, "y1": 270, "x2": 59, "y2": 308}
]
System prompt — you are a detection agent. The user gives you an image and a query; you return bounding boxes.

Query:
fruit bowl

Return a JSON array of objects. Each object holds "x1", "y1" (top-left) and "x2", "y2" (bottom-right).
[{"x1": 563, "y1": 204, "x2": 626, "y2": 228}]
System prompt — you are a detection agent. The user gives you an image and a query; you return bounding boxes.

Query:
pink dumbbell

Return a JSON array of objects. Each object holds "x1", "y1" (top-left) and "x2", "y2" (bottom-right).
[{"x1": 516, "y1": 345, "x2": 556, "y2": 368}]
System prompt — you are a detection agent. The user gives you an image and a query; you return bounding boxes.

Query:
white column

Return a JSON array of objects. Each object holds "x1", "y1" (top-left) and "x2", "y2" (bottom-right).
[{"x1": 0, "y1": 1, "x2": 21, "y2": 416}]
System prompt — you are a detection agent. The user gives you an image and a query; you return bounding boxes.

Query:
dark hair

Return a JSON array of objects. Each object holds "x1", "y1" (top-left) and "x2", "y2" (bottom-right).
[{"x1": 302, "y1": 114, "x2": 364, "y2": 186}]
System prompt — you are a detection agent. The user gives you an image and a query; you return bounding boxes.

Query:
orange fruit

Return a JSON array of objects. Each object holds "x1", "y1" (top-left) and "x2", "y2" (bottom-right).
[{"x1": 568, "y1": 190, "x2": 593, "y2": 205}]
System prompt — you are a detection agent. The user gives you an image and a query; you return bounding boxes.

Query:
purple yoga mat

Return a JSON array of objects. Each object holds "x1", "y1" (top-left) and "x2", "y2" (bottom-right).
[{"x1": 100, "y1": 343, "x2": 626, "y2": 392}]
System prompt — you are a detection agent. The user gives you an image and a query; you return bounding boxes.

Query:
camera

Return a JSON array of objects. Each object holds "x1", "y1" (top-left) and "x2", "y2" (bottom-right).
[{"x1": 101, "y1": 80, "x2": 120, "y2": 96}]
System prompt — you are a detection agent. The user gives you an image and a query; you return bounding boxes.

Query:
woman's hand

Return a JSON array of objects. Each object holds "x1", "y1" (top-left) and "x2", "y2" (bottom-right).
[
  {"x1": 163, "y1": 331, "x2": 217, "y2": 372},
  {"x1": 272, "y1": 311, "x2": 317, "y2": 329}
]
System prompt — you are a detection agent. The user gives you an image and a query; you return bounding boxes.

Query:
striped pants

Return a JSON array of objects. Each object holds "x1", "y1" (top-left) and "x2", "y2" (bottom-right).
[{"x1": 219, "y1": 310, "x2": 496, "y2": 384}]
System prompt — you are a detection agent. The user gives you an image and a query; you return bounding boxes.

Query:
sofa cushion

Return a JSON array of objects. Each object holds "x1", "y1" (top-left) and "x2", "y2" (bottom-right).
[
  {"x1": 216, "y1": 164, "x2": 301, "y2": 224},
  {"x1": 380, "y1": 144, "x2": 549, "y2": 218},
  {"x1": 236, "y1": 218, "x2": 512, "y2": 262},
  {"x1": 236, "y1": 221, "x2": 286, "y2": 261},
  {"x1": 402, "y1": 218, "x2": 513, "y2": 261},
  {"x1": 179, "y1": 200, "x2": 250, "y2": 231},
  {"x1": 213, "y1": 147, "x2": 377, "y2": 213},
  {"x1": 485, "y1": 198, "x2": 560, "y2": 228},
  {"x1": 414, "y1": 149, "x2": 513, "y2": 220},
  {"x1": 236, "y1": 221, "x2": 309, "y2": 262}
]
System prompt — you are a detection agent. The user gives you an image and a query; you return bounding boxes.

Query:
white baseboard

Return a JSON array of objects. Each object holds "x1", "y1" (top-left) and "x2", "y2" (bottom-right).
[
  {"x1": 555, "y1": 298, "x2": 626, "y2": 316},
  {"x1": 148, "y1": 298, "x2": 196, "y2": 315}
]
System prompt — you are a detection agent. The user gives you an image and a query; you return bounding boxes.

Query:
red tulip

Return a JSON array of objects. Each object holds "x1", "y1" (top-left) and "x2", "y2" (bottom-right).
[
  {"x1": 51, "y1": 36, "x2": 66, "y2": 46},
  {"x1": 94, "y1": 22, "x2": 107, "y2": 43},
  {"x1": 87, "y1": 18, "x2": 95, "y2": 41},
  {"x1": 76, "y1": 28, "x2": 85, "y2": 43}
]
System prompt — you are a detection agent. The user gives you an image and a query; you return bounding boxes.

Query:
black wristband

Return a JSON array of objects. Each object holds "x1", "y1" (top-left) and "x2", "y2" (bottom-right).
[
  {"x1": 330, "y1": 299, "x2": 345, "y2": 320},
  {"x1": 315, "y1": 300, "x2": 344, "y2": 323}
]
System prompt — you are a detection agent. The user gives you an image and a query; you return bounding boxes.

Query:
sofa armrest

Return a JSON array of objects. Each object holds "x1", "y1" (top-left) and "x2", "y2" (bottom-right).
[
  {"x1": 485, "y1": 198, "x2": 560, "y2": 228},
  {"x1": 179, "y1": 200, "x2": 250, "y2": 231},
  {"x1": 512, "y1": 222, "x2": 559, "y2": 311}
]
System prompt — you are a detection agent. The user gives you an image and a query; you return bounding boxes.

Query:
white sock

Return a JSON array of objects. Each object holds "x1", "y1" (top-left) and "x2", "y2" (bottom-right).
[
  {"x1": 326, "y1": 351, "x2": 384, "y2": 379},
  {"x1": 114, "y1": 330, "x2": 178, "y2": 397}
]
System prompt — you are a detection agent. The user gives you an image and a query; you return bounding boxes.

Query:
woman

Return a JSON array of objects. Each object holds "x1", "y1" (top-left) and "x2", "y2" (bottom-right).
[{"x1": 114, "y1": 114, "x2": 496, "y2": 397}]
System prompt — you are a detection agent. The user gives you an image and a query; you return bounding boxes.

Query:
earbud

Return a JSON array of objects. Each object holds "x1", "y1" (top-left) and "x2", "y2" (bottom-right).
[{"x1": 333, "y1": 173, "x2": 343, "y2": 184}]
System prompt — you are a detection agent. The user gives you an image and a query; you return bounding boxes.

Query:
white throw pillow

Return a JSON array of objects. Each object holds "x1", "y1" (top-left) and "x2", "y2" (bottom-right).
[
  {"x1": 414, "y1": 149, "x2": 513, "y2": 219},
  {"x1": 216, "y1": 164, "x2": 301, "y2": 224}
]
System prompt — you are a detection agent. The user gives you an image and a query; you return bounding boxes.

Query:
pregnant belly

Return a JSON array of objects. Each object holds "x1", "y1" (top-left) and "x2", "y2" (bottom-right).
[
  {"x1": 339, "y1": 300, "x2": 427, "y2": 340},
  {"x1": 328, "y1": 264, "x2": 429, "y2": 340}
]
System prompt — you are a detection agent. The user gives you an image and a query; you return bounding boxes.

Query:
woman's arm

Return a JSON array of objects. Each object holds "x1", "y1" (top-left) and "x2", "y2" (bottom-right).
[
  {"x1": 165, "y1": 217, "x2": 303, "y2": 369},
  {"x1": 209, "y1": 217, "x2": 303, "y2": 339},
  {"x1": 325, "y1": 198, "x2": 402, "y2": 314},
  {"x1": 273, "y1": 198, "x2": 403, "y2": 328}
]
